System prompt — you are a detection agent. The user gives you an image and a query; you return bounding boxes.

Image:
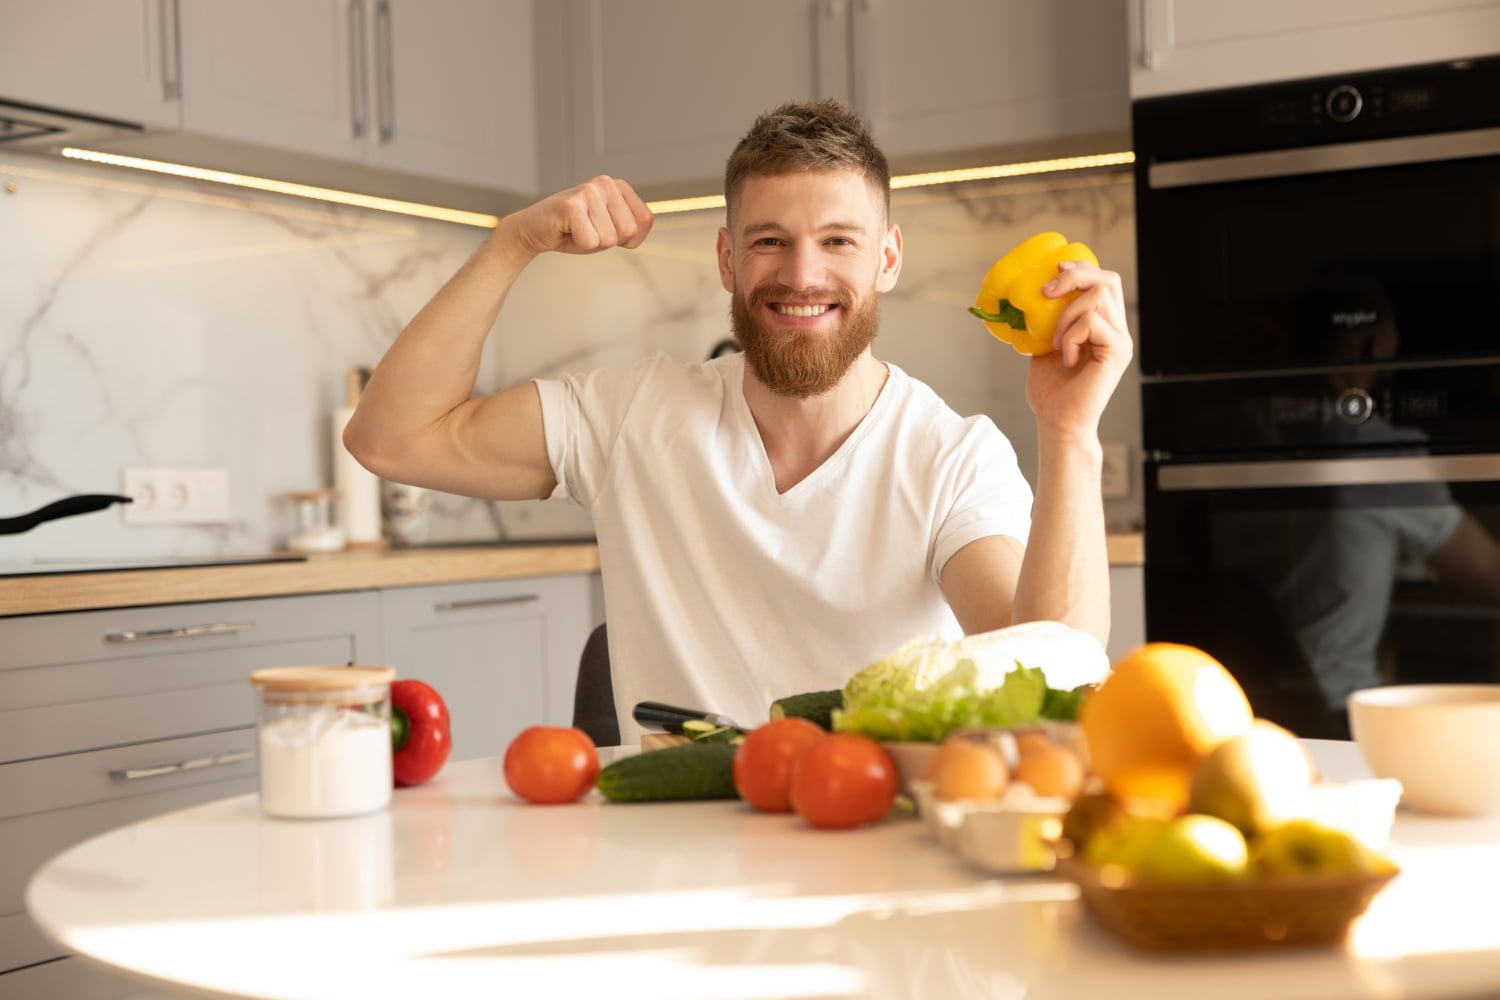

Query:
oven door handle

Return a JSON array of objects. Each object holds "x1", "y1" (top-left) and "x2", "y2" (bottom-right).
[
  {"x1": 1158, "y1": 453, "x2": 1500, "y2": 491},
  {"x1": 1148, "y1": 125, "x2": 1500, "y2": 190}
]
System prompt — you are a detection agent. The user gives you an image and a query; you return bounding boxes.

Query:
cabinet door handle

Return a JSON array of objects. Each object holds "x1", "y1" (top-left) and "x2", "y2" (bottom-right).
[
  {"x1": 849, "y1": 0, "x2": 874, "y2": 120},
  {"x1": 1138, "y1": 0, "x2": 1157, "y2": 70},
  {"x1": 110, "y1": 749, "x2": 254, "y2": 782},
  {"x1": 104, "y1": 621, "x2": 255, "y2": 643},
  {"x1": 374, "y1": 0, "x2": 395, "y2": 143},
  {"x1": 813, "y1": 0, "x2": 849, "y2": 101},
  {"x1": 433, "y1": 594, "x2": 539, "y2": 613},
  {"x1": 349, "y1": 0, "x2": 369, "y2": 139},
  {"x1": 160, "y1": 0, "x2": 182, "y2": 101}
]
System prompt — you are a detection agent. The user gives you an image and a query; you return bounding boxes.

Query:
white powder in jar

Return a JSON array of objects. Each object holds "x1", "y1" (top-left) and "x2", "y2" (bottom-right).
[{"x1": 258, "y1": 708, "x2": 392, "y2": 819}]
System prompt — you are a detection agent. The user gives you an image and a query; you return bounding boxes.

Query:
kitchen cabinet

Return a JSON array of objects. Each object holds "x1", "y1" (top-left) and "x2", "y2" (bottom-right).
[
  {"x1": 1128, "y1": 0, "x2": 1500, "y2": 99},
  {"x1": 178, "y1": 0, "x2": 538, "y2": 194},
  {"x1": 0, "y1": 0, "x2": 182, "y2": 128},
  {"x1": 378, "y1": 573, "x2": 601, "y2": 761},
  {"x1": 0, "y1": 590, "x2": 381, "y2": 993},
  {"x1": 545, "y1": 0, "x2": 1129, "y2": 197}
]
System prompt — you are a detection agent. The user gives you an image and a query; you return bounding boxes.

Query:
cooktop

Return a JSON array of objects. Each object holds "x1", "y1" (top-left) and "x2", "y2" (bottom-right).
[{"x1": 0, "y1": 553, "x2": 309, "y2": 579}]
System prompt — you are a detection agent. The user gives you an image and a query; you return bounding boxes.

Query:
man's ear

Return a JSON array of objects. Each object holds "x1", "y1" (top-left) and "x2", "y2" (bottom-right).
[
  {"x1": 875, "y1": 222, "x2": 903, "y2": 293},
  {"x1": 716, "y1": 227, "x2": 734, "y2": 293}
]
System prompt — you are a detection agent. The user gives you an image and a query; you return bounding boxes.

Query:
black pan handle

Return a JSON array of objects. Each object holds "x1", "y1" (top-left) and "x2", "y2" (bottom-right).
[
  {"x1": 0, "y1": 494, "x2": 134, "y2": 536},
  {"x1": 632, "y1": 701, "x2": 739, "y2": 734}
]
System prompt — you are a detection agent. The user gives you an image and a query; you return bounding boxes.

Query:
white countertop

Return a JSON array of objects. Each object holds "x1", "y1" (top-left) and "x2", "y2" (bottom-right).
[{"x1": 26, "y1": 741, "x2": 1500, "y2": 1000}]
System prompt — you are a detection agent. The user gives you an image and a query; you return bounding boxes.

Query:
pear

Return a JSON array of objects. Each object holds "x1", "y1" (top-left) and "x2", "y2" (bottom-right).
[{"x1": 1188, "y1": 719, "x2": 1314, "y2": 838}]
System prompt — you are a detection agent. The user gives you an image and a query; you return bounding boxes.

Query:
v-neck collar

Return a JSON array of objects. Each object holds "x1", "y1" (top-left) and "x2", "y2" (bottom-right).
[{"x1": 727, "y1": 354, "x2": 900, "y2": 500}]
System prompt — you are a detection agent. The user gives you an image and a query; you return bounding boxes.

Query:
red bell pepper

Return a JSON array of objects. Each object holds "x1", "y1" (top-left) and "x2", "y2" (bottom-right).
[{"x1": 390, "y1": 679, "x2": 452, "y2": 786}]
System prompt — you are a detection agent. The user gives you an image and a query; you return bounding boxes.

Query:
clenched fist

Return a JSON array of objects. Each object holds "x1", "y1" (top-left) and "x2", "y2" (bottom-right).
[{"x1": 506, "y1": 176, "x2": 655, "y2": 257}]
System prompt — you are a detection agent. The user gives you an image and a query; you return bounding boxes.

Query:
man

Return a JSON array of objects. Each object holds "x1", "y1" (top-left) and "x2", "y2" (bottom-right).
[{"x1": 345, "y1": 100, "x2": 1132, "y2": 737}]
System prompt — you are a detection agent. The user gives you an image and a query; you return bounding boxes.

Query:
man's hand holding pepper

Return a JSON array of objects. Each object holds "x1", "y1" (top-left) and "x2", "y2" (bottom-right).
[{"x1": 1023, "y1": 261, "x2": 1134, "y2": 441}]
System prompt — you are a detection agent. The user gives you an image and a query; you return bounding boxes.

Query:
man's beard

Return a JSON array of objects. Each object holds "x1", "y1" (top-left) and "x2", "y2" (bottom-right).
[{"x1": 730, "y1": 284, "x2": 879, "y2": 399}]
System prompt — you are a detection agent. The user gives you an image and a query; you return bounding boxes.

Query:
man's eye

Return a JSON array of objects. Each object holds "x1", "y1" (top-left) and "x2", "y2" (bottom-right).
[
  {"x1": 753, "y1": 237, "x2": 783, "y2": 247},
  {"x1": 826, "y1": 237, "x2": 854, "y2": 247}
]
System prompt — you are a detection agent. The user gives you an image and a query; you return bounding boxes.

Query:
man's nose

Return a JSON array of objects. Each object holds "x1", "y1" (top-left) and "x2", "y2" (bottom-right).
[{"x1": 777, "y1": 241, "x2": 826, "y2": 290}]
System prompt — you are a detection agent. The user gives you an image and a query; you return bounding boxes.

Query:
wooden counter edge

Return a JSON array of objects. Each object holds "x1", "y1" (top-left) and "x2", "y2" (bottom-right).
[
  {"x1": 0, "y1": 544, "x2": 603, "y2": 617},
  {"x1": 1, "y1": 533, "x2": 1144, "y2": 617}
]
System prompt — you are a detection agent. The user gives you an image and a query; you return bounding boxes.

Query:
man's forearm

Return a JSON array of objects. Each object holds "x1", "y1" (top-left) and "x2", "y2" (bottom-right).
[
  {"x1": 1012, "y1": 431, "x2": 1111, "y2": 646},
  {"x1": 345, "y1": 217, "x2": 538, "y2": 465}
]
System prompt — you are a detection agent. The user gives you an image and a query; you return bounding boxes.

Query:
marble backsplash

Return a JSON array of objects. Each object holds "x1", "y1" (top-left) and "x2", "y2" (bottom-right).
[{"x1": 0, "y1": 150, "x2": 1140, "y2": 560}]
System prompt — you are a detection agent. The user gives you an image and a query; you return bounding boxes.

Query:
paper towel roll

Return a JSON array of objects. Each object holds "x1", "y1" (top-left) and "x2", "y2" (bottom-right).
[{"x1": 334, "y1": 370, "x2": 383, "y2": 546}]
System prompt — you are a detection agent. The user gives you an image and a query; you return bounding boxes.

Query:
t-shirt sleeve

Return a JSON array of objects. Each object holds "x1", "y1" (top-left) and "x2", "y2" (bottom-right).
[
  {"x1": 533, "y1": 360, "x2": 654, "y2": 507},
  {"x1": 932, "y1": 417, "x2": 1033, "y2": 585}
]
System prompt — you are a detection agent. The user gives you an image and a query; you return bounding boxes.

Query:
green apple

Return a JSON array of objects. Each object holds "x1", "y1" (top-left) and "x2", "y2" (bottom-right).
[
  {"x1": 1251, "y1": 818, "x2": 1376, "y2": 877},
  {"x1": 1188, "y1": 719, "x2": 1314, "y2": 838},
  {"x1": 1083, "y1": 814, "x2": 1172, "y2": 873},
  {"x1": 1138, "y1": 814, "x2": 1249, "y2": 882}
]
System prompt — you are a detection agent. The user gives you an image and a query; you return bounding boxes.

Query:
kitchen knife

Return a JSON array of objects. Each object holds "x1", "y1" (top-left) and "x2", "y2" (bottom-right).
[{"x1": 632, "y1": 701, "x2": 742, "y2": 734}]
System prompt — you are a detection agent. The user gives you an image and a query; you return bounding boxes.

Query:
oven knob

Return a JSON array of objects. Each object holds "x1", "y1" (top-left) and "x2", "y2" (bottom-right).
[
  {"x1": 1336, "y1": 387, "x2": 1374, "y2": 424},
  {"x1": 1326, "y1": 84, "x2": 1363, "y2": 123}
]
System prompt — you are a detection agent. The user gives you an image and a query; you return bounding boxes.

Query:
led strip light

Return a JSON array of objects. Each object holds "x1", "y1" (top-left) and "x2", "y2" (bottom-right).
[{"x1": 61, "y1": 147, "x2": 1136, "y2": 226}]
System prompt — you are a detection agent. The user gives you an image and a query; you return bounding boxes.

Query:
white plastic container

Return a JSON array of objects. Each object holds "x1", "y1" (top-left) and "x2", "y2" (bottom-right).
[{"x1": 250, "y1": 666, "x2": 396, "y2": 819}]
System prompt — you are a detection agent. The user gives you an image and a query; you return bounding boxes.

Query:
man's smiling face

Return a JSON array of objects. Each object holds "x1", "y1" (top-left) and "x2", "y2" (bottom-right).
[{"x1": 718, "y1": 169, "x2": 901, "y2": 398}]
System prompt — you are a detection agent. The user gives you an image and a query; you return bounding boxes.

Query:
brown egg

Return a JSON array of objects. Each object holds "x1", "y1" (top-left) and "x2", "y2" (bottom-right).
[
  {"x1": 931, "y1": 738, "x2": 1010, "y2": 801},
  {"x1": 1014, "y1": 739, "x2": 1087, "y2": 800}
]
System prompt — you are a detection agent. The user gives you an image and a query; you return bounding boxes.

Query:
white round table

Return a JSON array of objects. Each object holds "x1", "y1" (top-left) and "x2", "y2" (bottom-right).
[{"x1": 26, "y1": 740, "x2": 1500, "y2": 999}]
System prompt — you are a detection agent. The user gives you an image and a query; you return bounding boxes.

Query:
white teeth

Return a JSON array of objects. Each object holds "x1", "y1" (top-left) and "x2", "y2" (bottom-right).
[{"x1": 773, "y1": 304, "x2": 831, "y2": 317}]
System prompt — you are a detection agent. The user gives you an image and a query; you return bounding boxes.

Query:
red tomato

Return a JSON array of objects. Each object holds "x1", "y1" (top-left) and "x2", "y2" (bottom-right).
[
  {"x1": 503, "y1": 726, "x2": 600, "y2": 804},
  {"x1": 733, "y1": 718, "x2": 826, "y2": 812},
  {"x1": 390, "y1": 679, "x2": 452, "y2": 787},
  {"x1": 789, "y1": 733, "x2": 899, "y2": 830}
]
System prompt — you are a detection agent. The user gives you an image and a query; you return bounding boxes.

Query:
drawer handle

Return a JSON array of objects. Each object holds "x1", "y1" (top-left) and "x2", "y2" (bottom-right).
[
  {"x1": 105, "y1": 621, "x2": 255, "y2": 643},
  {"x1": 433, "y1": 594, "x2": 539, "y2": 612},
  {"x1": 110, "y1": 749, "x2": 254, "y2": 782}
]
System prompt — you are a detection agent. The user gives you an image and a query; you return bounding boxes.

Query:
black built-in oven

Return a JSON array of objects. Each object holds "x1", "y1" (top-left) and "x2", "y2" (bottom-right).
[{"x1": 1134, "y1": 56, "x2": 1500, "y2": 737}]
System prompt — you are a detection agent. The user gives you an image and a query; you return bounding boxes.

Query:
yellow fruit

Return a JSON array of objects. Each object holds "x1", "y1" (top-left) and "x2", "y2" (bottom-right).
[
  {"x1": 1251, "y1": 818, "x2": 1387, "y2": 877},
  {"x1": 1080, "y1": 643, "x2": 1254, "y2": 812},
  {"x1": 1189, "y1": 719, "x2": 1314, "y2": 837},
  {"x1": 1139, "y1": 814, "x2": 1249, "y2": 883}
]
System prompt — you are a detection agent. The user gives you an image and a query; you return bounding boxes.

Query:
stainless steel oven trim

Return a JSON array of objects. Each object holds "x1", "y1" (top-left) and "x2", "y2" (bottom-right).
[
  {"x1": 1148, "y1": 126, "x2": 1500, "y2": 189},
  {"x1": 1158, "y1": 453, "x2": 1500, "y2": 491}
]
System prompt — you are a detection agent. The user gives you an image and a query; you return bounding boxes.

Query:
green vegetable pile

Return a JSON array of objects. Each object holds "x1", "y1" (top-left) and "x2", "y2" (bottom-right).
[{"x1": 832, "y1": 634, "x2": 1087, "y2": 742}]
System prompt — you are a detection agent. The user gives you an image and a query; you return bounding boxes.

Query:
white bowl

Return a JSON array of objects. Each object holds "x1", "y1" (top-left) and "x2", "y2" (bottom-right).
[{"x1": 1348, "y1": 684, "x2": 1500, "y2": 816}]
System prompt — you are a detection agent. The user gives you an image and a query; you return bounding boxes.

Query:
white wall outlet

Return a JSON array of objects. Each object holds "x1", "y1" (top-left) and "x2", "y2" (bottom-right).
[
  {"x1": 123, "y1": 467, "x2": 230, "y2": 524},
  {"x1": 1101, "y1": 443, "x2": 1131, "y2": 499}
]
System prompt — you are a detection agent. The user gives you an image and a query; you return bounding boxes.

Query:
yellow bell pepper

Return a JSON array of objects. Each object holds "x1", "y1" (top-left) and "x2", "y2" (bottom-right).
[{"x1": 969, "y1": 232, "x2": 1100, "y2": 356}]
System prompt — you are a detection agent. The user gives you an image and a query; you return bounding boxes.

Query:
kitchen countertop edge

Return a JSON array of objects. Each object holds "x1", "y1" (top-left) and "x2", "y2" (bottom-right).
[{"x1": 1, "y1": 533, "x2": 1143, "y2": 617}]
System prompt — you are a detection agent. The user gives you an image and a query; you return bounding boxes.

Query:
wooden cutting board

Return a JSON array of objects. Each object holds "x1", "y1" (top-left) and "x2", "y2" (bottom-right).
[{"x1": 639, "y1": 732, "x2": 693, "y2": 752}]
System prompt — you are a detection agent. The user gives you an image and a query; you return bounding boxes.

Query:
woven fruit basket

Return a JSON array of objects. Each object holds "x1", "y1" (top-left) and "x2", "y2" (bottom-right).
[{"x1": 1057, "y1": 857, "x2": 1398, "y2": 951}]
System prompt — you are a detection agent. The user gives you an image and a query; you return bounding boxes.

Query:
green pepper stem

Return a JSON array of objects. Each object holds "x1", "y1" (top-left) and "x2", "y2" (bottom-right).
[
  {"x1": 390, "y1": 708, "x2": 410, "y2": 751},
  {"x1": 968, "y1": 300, "x2": 1027, "y2": 330}
]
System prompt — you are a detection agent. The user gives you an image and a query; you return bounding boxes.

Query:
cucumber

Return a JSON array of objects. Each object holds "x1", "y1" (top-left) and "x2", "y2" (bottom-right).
[
  {"x1": 769, "y1": 689, "x2": 843, "y2": 730},
  {"x1": 687, "y1": 724, "x2": 745, "y2": 745},
  {"x1": 596, "y1": 743, "x2": 739, "y2": 802}
]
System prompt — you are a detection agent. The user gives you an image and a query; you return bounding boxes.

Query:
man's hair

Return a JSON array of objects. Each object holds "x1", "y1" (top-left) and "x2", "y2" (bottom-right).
[{"x1": 724, "y1": 99, "x2": 890, "y2": 225}]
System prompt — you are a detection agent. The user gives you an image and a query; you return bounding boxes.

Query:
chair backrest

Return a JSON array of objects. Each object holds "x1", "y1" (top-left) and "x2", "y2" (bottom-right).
[{"x1": 572, "y1": 622, "x2": 620, "y2": 747}]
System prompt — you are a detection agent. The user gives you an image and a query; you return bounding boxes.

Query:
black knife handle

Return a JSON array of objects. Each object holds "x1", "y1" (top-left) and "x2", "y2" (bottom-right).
[
  {"x1": 632, "y1": 701, "x2": 736, "y2": 734},
  {"x1": 0, "y1": 494, "x2": 134, "y2": 536}
]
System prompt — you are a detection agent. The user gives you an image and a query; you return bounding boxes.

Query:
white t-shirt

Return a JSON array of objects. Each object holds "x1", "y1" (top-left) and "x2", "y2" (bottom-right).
[{"x1": 534, "y1": 353, "x2": 1032, "y2": 739}]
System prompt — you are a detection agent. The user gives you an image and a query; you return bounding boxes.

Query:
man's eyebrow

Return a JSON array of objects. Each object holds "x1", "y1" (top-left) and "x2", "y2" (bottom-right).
[{"x1": 741, "y1": 221, "x2": 870, "y2": 237}]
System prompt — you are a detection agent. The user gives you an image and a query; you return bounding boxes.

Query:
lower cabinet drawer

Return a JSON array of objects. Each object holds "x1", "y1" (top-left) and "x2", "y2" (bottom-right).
[
  {"x1": 0, "y1": 637, "x2": 350, "y2": 765},
  {"x1": 0, "y1": 731, "x2": 257, "y2": 974}
]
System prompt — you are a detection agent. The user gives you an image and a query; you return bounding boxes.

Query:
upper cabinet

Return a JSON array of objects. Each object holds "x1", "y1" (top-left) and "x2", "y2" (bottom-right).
[
  {"x1": 0, "y1": 0, "x2": 183, "y2": 128},
  {"x1": 557, "y1": 0, "x2": 836, "y2": 196},
  {"x1": 547, "y1": 0, "x2": 1129, "y2": 197},
  {"x1": 852, "y1": 0, "x2": 1128, "y2": 168},
  {"x1": 179, "y1": 0, "x2": 537, "y2": 194},
  {"x1": 1129, "y1": 0, "x2": 1500, "y2": 99}
]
